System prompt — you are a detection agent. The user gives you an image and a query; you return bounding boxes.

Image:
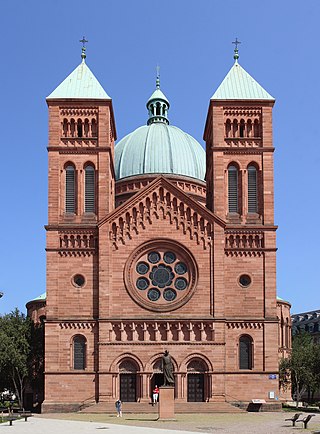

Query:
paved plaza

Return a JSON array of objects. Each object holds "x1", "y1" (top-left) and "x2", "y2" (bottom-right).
[{"x1": 0, "y1": 412, "x2": 319, "y2": 434}]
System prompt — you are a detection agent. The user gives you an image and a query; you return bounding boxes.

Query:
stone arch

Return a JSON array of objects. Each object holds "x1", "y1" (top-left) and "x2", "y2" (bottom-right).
[
  {"x1": 179, "y1": 353, "x2": 213, "y2": 372},
  {"x1": 182, "y1": 354, "x2": 212, "y2": 403},
  {"x1": 109, "y1": 352, "x2": 143, "y2": 372}
]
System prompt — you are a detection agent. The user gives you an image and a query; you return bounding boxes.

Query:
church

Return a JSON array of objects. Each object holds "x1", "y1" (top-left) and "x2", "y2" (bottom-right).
[{"x1": 27, "y1": 43, "x2": 292, "y2": 412}]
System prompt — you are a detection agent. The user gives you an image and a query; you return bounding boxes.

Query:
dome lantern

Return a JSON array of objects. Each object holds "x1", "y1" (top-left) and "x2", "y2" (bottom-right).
[{"x1": 146, "y1": 67, "x2": 170, "y2": 125}]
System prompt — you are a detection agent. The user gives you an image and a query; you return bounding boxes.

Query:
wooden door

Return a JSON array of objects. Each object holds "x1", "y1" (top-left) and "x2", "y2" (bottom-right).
[
  {"x1": 120, "y1": 374, "x2": 136, "y2": 402},
  {"x1": 187, "y1": 374, "x2": 204, "y2": 402}
]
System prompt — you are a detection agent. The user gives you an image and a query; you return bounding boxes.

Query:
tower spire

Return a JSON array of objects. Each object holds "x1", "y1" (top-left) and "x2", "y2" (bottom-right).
[
  {"x1": 146, "y1": 68, "x2": 170, "y2": 125},
  {"x1": 156, "y1": 65, "x2": 160, "y2": 89},
  {"x1": 232, "y1": 38, "x2": 241, "y2": 62},
  {"x1": 79, "y1": 36, "x2": 88, "y2": 62}
]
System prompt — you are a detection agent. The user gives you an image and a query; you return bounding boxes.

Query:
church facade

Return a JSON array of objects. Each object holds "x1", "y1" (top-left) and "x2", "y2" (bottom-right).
[{"x1": 28, "y1": 45, "x2": 292, "y2": 412}]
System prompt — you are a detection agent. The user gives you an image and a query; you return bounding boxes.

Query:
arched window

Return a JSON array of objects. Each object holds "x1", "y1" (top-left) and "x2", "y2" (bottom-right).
[
  {"x1": 239, "y1": 119, "x2": 245, "y2": 137},
  {"x1": 85, "y1": 165, "x2": 95, "y2": 213},
  {"x1": 62, "y1": 118, "x2": 68, "y2": 137},
  {"x1": 239, "y1": 335, "x2": 253, "y2": 369},
  {"x1": 70, "y1": 119, "x2": 75, "y2": 137},
  {"x1": 248, "y1": 165, "x2": 258, "y2": 213},
  {"x1": 254, "y1": 119, "x2": 260, "y2": 137},
  {"x1": 228, "y1": 165, "x2": 238, "y2": 213},
  {"x1": 91, "y1": 119, "x2": 97, "y2": 137},
  {"x1": 77, "y1": 119, "x2": 83, "y2": 137},
  {"x1": 65, "y1": 165, "x2": 76, "y2": 213},
  {"x1": 84, "y1": 119, "x2": 90, "y2": 137},
  {"x1": 225, "y1": 119, "x2": 231, "y2": 137},
  {"x1": 73, "y1": 335, "x2": 86, "y2": 370},
  {"x1": 232, "y1": 119, "x2": 238, "y2": 137},
  {"x1": 247, "y1": 119, "x2": 252, "y2": 137}
]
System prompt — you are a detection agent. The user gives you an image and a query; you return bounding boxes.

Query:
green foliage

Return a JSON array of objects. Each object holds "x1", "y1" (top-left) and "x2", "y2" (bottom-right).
[
  {"x1": 280, "y1": 332, "x2": 320, "y2": 407},
  {"x1": 0, "y1": 309, "x2": 32, "y2": 408}
]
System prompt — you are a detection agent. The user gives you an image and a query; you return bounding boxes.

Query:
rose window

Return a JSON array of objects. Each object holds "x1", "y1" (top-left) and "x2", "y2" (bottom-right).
[{"x1": 125, "y1": 240, "x2": 197, "y2": 312}]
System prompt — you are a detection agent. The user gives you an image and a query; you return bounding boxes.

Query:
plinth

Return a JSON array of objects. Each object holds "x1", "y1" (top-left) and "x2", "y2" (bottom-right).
[{"x1": 158, "y1": 386, "x2": 175, "y2": 420}]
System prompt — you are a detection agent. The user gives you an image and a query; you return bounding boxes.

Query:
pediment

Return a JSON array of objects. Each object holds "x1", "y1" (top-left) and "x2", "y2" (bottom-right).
[{"x1": 99, "y1": 176, "x2": 225, "y2": 250}]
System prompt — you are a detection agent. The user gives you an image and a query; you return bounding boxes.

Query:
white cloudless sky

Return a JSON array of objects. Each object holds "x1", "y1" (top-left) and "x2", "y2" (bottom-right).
[{"x1": 0, "y1": 0, "x2": 318, "y2": 315}]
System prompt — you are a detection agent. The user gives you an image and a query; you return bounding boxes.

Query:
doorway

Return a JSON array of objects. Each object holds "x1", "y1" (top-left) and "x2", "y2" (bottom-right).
[
  {"x1": 187, "y1": 374, "x2": 204, "y2": 402},
  {"x1": 120, "y1": 374, "x2": 136, "y2": 402}
]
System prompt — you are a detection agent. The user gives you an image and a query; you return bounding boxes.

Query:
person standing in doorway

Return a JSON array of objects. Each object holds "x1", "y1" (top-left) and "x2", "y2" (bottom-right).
[
  {"x1": 152, "y1": 385, "x2": 159, "y2": 405},
  {"x1": 115, "y1": 398, "x2": 122, "y2": 417}
]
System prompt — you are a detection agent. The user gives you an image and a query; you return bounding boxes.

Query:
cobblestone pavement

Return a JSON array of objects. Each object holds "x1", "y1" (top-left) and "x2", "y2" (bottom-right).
[{"x1": 0, "y1": 412, "x2": 319, "y2": 434}]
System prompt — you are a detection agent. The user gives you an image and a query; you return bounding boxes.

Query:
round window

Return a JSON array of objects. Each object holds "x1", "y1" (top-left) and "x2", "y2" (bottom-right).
[
  {"x1": 239, "y1": 274, "x2": 252, "y2": 287},
  {"x1": 136, "y1": 262, "x2": 149, "y2": 275},
  {"x1": 125, "y1": 240, "x2": 198, "y2": 312},
  {"x1": 73, "y1": 274, "x2": 85, "y2": 288}
]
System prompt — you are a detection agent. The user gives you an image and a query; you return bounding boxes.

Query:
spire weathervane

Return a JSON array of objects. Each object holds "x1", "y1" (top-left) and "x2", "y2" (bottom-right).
[
  {"x1": 80, "y1": 36, "x2": 88, "y2": 61},
  {"x1": 232, "y1": 38, "x2": 241, "y2": 61},
  {"x1": 156, "y1": 65, "x2": 160, "y2": 89}
]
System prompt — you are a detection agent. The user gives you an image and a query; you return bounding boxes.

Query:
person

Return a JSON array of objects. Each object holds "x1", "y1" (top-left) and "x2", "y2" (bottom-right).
[
  {"x1": 115, "y1": 398, "x2": 122, "y2": 417},
  {"x1": 152, "y1": 385, "x2": 159, "y2": 405},
  {"x1": 162, "y1": 350, "x2": 175, "y2": 386}
]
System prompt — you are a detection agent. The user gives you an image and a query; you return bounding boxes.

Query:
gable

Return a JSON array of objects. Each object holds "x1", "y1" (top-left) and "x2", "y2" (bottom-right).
[{"x1": 100, "y1": 176, "x2": 225, "y2": 250}]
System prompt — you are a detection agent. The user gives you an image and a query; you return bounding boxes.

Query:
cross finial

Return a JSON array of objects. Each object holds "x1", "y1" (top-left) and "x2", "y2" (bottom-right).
[
  {"x1": 79, "y1": 36, "x2": 88, "y2": 61},
  {"x1": 232, "y1": 38, "x2": 241, "y2": 61},
  {"x1": 156, "y1": 65, "x2": 160, "y2": 89}
]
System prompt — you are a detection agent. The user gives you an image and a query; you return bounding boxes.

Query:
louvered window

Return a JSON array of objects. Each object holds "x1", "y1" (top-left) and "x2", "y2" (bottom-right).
[
  {"x1": 73, "y1": 335, "x2": 86, "y2": 370},
  {"x1": 248, "y1": 166, "x2": 258, "y2": 213},
  {"x1": 239, "y1": 335, "x2": 253, "y2": 370},
  {"x1": 85, "y1": 165, "x2": 95, "y2": 213},
  {"x1": 65, "y1": 165, "x2": 75, "y2": 213},
  {"x1": 228, "y1": 166, "x2": 238, "y2": 213}
]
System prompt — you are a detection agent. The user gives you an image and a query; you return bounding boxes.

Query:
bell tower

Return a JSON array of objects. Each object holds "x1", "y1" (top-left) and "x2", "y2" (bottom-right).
[
  {"x1": 204, "y1": 43, "x2": 275, "y2": 227},
  {"x1": 45, "y1": 43, "x2": 116, "y2": 322},
  {"x1": 43, "y1": 43, "x2": 116, "y2": 411}
]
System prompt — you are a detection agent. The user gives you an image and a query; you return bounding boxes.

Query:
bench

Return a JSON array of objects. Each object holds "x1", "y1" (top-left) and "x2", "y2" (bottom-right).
[
  {"x1": 296, "y1": 414, "x2": 315, "y2": 429},
  {"x1": 5, "y1": 416, "x2": 17, "y2": 426},
  {"x1": 18, "y1": 410, "x2": 33, "y2": 421},
  {"x1": 285, "y1": 412, "x2": 302, "y2": 426}
]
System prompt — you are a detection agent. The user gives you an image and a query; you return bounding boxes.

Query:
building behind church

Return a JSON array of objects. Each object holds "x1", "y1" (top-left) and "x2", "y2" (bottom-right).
[{"x1": 27, "y1": 44, "x2": 291, "y2": 412}]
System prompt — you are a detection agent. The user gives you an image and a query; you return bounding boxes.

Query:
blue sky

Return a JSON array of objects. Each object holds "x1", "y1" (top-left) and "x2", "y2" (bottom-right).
[{"x1": 0, "y1": 0, "x2": 318, "y2": 315}]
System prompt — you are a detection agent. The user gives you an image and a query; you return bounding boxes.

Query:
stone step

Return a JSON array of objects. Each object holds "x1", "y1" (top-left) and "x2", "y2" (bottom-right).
[{"x1": 81, "y1": 401, "x2": 244, "y2": 414}]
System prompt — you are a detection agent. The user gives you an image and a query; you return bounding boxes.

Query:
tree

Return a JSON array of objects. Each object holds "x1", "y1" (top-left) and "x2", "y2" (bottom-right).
[
  {"x1": 279, "y1": 332, "x2": 320, "y2": 407},
  {"x1": 0, "y1": 309, "x2": 32, "y2": 408}
]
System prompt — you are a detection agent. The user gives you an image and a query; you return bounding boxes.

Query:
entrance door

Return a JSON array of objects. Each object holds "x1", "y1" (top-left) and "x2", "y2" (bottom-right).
[
  {"x1": 187, "y1": 374, "x2": 204, "y2": 402},
  {"x1": 120, "y1": 374, "x2": 136, "y2": 402}
]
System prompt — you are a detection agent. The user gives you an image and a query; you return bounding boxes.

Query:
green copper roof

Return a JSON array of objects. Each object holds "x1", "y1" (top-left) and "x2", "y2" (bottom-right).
[
  {"x1": 147, "y1": 88, "x2": 170, "y2": 105},
  {"x1": 211, "y1": 60, "x2": 274, "y2": 101},
  {"x1": 47, "y1": 60, "x2": 111, "y2": 100},
  {"x1": 115, "y1": 123, "x2": 205, "y2": 181},
  {"x1": 32, "y1": 292, "x2": 46, "y2": 301},
  {"x1": 115, "y1": 73, "x2": 205, "y2": 182}
]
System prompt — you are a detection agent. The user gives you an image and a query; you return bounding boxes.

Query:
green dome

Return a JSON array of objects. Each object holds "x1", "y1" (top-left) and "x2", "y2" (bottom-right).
[{"x1": 115, "y1": 123, "x2": 206, "y2": 181}]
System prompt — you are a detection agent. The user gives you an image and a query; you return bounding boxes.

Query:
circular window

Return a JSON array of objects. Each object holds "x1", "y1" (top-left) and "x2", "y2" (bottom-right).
[
  {"x1": 175, "y1": 262, "x2": 187, "y2": 275},
  {"x1": 136, "y1": 277, "x2": 149, "y2": 290},
  {"x1": 175, "y1": 277, "x2": 187, "y2": 290},
  {"x1": 73, "y1": 274, "x2": 85, "y2": 288},
  {"x1": 150, "y1": 264, "x2": 174, "y2": 288},
  {"x1": 125, "y1": 240, "x2": 198, "y2": 312},
  {"x1": 163, "y1": 288, "x2": 177, "y2": 301},
  {"x1": 239, "y1": 274, "x2": 252, "y2": 287},
  {"x1": 148, "y1": 251, "x2": 161, "y2": 264},
  {"x1": 136, "y1": 262, "x2": 149, "y2": 275},
  {"x1": 148, "y1": 288, "x2": 161, "y2": 301},
  {"x1": 164, "y1": 251, "x2": 176, "y2": 264}
]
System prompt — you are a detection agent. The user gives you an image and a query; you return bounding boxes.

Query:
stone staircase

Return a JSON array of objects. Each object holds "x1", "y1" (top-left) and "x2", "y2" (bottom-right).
[{"x1": 81, "y1": 401, "x2": 244, "y2": 414}]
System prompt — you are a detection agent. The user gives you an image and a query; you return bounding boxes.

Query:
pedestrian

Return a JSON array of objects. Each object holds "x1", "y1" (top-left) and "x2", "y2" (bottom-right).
[
  {"x1": 152, "y1": 385, "x2": 159, "y2": 405},
  {"x1": 115, "y1": 398, "x2": 122, "y2": 417}
]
